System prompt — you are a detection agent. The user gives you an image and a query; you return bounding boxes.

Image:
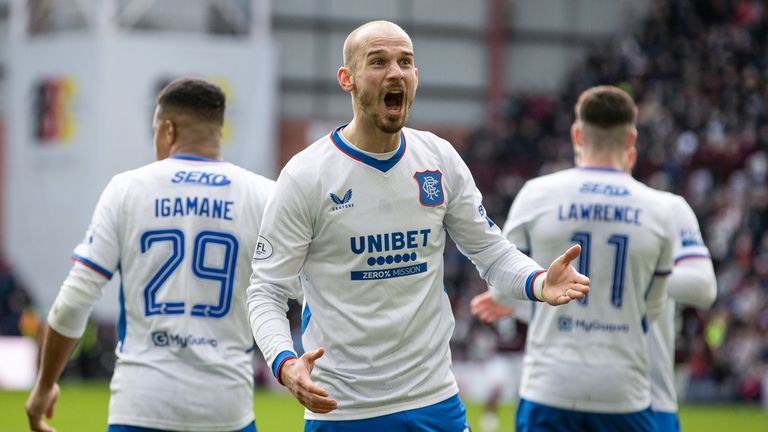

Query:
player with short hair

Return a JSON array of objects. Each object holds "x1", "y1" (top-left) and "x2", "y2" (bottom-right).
[
  {"x1": 473, "y1": 186, "x2": 718, "y2": 432},
  {"x1": 25, "y1": 77, "x2": 274, "y2": 432},
  {"x1": 473, "y1": 85, "x2": 676, "y2": 431},
  {"x1": 247, "y1": 20, "x2": 590, "y2": 431}
]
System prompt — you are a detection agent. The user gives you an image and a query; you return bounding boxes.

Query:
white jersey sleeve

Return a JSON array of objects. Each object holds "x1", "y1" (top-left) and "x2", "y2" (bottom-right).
[
  {"x1": 666, "y1": 195, "x2": 717, "y2": 308},
  {"x1": 649, "y1": 193, "x2": 716, "y2": 413},
  {"x1": 247, "y1": 171, "x2": 310, "y2": 380},
  {"x1": 48, "y1": 177, "x2": 123, "y2": 337}
]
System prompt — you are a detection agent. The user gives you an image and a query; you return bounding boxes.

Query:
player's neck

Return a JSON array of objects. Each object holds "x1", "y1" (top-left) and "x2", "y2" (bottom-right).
[
  {"x1": 577, "y1": 153, "x2": 626, "y2": 171},
  {"x1": 170, "y1": 141, "x2": 222, "y2": 160},
  {"x1": 342, "y1": 119, "x2": 401, "y2": 153}
]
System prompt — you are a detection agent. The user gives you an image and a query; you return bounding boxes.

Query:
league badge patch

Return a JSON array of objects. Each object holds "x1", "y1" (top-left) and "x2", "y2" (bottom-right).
[{"x1": 414, "y1": 170, "x2": 444, "y2": 207}]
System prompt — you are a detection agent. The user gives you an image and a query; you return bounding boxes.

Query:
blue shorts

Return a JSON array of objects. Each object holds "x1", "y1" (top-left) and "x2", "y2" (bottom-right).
[
  {"x1": 652, "y1": 409, "x2": 680, "y2": 432},
  {"x1": 516, "y1": 398, "x2": 658, "y2": 432},
  {"x1": 304, "y1": 394, "x2": 470, "y2": 432},
  {"x1": 107, "y1": 421, "x2": 257, "y2": 432}
]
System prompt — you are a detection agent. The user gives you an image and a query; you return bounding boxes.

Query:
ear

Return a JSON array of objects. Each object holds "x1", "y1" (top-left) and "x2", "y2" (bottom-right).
[
  {"x1": 571, "y1": 122, "x2": 582, "y2": 162},
  {"x1": 626, "y1": 127, "x2": 638, "y2": 148},
  {"x1": 164, "y1": 119, "x2": 176, "y2": 145},
  {"x1": 338, "y1": 66, "x2": 354, "y2": 93},
  {"x1": 625, "y1": 128, "x2": 638, "y2": 173}
]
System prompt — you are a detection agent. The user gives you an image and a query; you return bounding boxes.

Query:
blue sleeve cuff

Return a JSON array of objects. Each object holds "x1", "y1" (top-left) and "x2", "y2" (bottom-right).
[
  {"x1": 271, "y1": 350, "x2": 298, "y2": 381},
  {"x1": 524, "y1": 270, "x2": 545, "y2": 301}
]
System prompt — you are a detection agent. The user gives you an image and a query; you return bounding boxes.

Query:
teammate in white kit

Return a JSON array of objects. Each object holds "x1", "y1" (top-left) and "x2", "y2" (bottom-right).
[
  {"x1": 247, "y1": 20, "x2": 590, "y2": 432},
  {"x1": 25, "y1": 78, "x2": 273, "y2": 432},
  {"x1": 473, "y1": 86, "x2": 676, "y2": 431},
  {"x1": 648, "y1": 193, "x2": 716, "y2": 432},
  {"x1": 473, "y1": 183, "x2": 718, "y2": 432}
]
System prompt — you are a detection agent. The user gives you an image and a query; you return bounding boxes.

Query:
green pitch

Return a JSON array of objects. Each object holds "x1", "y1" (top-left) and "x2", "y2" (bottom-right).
[{"x1": 2, "y1": 381, "x2": 767, "y2": 431}]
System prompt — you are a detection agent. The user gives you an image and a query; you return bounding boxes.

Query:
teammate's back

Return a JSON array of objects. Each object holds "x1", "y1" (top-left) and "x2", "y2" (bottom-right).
[
  {"x1": 507, "y1": 167, "x2": 674, "y2": 411},
  {"x1": 26, "y1": 78, "x2": 270, "y2": 432},
  {"x1": 470, "y1": 86, "x2": 677, "y2": 431},
  {"x1": 94, "y1": 157, "x2": 272, "y2": 429}
]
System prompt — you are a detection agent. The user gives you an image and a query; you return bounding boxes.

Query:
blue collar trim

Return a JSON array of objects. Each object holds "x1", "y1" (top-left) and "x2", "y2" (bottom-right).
[
  {"x1": 576, "y1": 166, "x2": 625, "y2": 173},
  {"x1": 169, "y1": 154, "x2": 223, "y2": 162},
  {"x1": 330, "y1": 125, "x2": 406, "y2": 173}
]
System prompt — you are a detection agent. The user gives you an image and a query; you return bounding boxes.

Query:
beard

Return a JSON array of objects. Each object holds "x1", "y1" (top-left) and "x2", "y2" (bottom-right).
[{"x1": 356, "y1": 88, "x2": 412, "y2": 134}]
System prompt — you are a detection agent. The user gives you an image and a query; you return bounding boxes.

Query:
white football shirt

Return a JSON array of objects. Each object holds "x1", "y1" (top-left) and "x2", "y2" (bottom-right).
[
  {"x1": 248, "y1": 126, "x2": 544, "y2": 421},
  {"x1": 49, "y1": 155, "x2": 273, "y2": 431},
  {"x1": 649, "y1": 193, "x2": 712, "y2": 413},
  {"x1": 504, "y1": 167, "x2": 675, "y2": 413}
]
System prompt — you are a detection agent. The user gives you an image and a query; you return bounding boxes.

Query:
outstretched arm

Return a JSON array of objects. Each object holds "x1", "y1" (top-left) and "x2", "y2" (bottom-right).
[
  {"x1": 471, "y1": 245, "x2": 589, "y2": 323},
  {"x1": 442, "y1": 145, "x2": 589, "y2": 303},
  {"x1": 25, "y1": 328, "x2": 79, "y2": 432}
]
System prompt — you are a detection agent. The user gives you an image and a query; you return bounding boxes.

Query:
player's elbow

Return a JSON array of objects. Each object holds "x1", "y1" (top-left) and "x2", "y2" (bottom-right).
[
  {"x1": 698, "y1": 278, "x2": 717, "y2": 310},
  {"x1": 690, "y1": 264, "x2": 717, "y2": 310}
]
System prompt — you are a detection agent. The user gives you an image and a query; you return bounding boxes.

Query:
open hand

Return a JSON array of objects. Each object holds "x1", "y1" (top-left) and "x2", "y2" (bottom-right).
[
  {"x1": 471, "y1": 291, "x2": 515, "y2": 323},
  {"x1": 280, "y1": 348, "x2": 338, "y2": 414},
  {"x1": 25, "y1": 382, "x2": 60, "y2": 432},
  {"x1": 542, "y1": 244, "x2": 590, "y2": 305}
]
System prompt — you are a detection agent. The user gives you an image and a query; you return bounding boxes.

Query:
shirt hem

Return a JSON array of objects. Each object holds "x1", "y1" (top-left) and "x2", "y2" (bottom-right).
[
  {"x1": 303, "y1": 384, "x2": 459, "y2": 421},
  {"x1": 520, "y1": 390, "x2": 650, "y2": 413},
  {"x1": 107, "y1": 414, "x2": 253, "y2": 431},
  {"x1": 650, "y1": 401, "x2": 678, "y2": 413}
]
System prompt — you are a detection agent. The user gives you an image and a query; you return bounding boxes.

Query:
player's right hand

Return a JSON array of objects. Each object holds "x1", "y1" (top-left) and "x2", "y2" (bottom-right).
[
  {"x1": 25, "y1": 382, "x2": 60, "y2": 432},
  {"x1": 542, "y1": 244, "x2": 590, "y2": 305},
  {"x1": 471, "y1": 291, "x2": 515, "y2": 323},
  {"x1": 280, "y1": 347, "x2": 338, "y2": 414}
]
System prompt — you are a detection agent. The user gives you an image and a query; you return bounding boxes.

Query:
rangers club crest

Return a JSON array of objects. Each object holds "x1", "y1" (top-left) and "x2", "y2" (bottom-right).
[{"x1": 414, "y1": 170, "x2": 444, "y2": 207}]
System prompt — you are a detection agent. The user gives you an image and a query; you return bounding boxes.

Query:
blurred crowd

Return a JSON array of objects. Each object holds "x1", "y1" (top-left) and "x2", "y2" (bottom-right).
[
  {"x1": 4, "y1": 0, "x2": 767, "y2": 405},
  {"x1": 0, "y1": 253, "x2": 116, "y2": 380},
  {"x1": 0, "y1": 255, "x2": 38, "y2": 338},
  {"x1": 448, "y1": 0, "x2": 768, "y2": 403}
]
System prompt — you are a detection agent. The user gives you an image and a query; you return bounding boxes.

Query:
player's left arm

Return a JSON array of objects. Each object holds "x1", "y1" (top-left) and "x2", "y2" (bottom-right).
[
  {"x1": 666, "y1": 196, "x2": 717, "y2": 309},
  {"x1": 25, "y1": 328, "x2": 78, "y2": 432},
  {"x1": 440, "y1": 141, "x2": 588, "y2": 305},
  {"x1": 26, "y1": 178, "x2": 122, "y2": 432},
  {"x1": 646, "y1": 200, "x2": 677, "y2": 322},
  {"x1": 667, "y1": 258, "x2": 716, "y2": 309}
]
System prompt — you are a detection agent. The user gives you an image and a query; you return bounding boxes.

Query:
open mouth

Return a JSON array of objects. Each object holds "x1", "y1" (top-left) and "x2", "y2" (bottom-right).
[{"x1": 384, "y1": 91, "x2": 404, "y2": 114}]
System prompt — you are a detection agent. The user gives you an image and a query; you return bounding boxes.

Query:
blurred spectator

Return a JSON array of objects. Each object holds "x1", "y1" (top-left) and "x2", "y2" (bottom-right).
[{"x1": 0, "y1": 254, "x2": 38, "y2": 337}]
